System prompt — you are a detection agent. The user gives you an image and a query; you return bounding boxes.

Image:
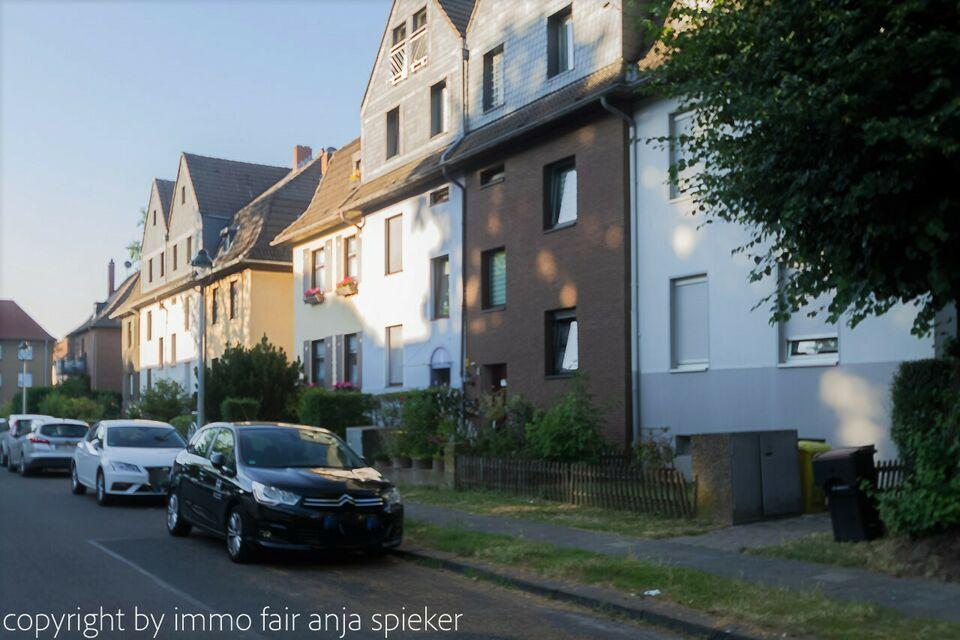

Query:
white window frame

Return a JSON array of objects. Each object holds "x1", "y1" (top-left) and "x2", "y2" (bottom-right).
[
  {"x1": 670, "y1": 274, "x2": 709, "y2": 372},
  {"x1": 782, "y1": 332, "x2": 840, "y2": 367},
  {"x1": 386, "y1": 325, "x2": 403, "y2": 387}
]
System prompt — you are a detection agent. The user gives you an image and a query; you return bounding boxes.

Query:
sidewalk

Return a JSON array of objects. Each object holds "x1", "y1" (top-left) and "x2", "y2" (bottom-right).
[{"x1": 406, "y1": 502, "x2": 960, "y2": 623}]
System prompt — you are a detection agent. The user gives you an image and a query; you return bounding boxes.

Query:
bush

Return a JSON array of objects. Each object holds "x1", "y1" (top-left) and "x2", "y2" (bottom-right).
[
  {"x1": 136, "y1": 379, "x2": 191, "y2": 423},
  {"x1": 169, "y1": 415, "x2": 195, "y2": 439},
  {"x1": 38, "y1": 393, "x2": 104, "y2": 423},
  {"x1": 877, "y1": 359, "x2": 960, "y2": 536},
  {"x1": 92, "y1": 391, "x2": 122, "y2": 419},
  {"x1": 469, "y1": 393, "x2": 539, "y2": 457},
  {"x1": 205, "y1": 337, "x2": 301, "y2": 422},
  {"x1": 397, "y1": 387, "x2": 462, "y2": 459},
  {"x1": 525, "y1": 376, "x2": 609, "y2": 463},
  {"x1": 220, "y1": 397, "x2": 261, "y2": 422},
  {"x1": 297, "y1": 388, "x2": 374, "y2": 437}
]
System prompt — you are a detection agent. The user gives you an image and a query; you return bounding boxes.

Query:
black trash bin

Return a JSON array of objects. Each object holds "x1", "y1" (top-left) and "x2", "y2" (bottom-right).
[{"x1": 812, "y1": 446, "x2": 883, "y2": 542}]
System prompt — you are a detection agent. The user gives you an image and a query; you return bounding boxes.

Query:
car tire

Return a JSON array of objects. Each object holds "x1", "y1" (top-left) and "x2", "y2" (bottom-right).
[
  {"x1": 71, "y1": 463, "x2": 86, "y2": 495},
  {"x1": 18, "y1": 458, "x2": 31, "y2": 477},
  {"x1": 226, "y1": 506, "x2": 256, "y2": 564},
  {"x1": 0, "y1": 448, "x2": 7, "y2": 467},
  {"x1": 6, "y1": 453, "x2": 16, "y2": 472},
  {"x1": 95, "y1": 470, "x2": 113, "y2": 506},
  {"x1": 166, "y1": 489, "x2": 192, "y2": 537}
]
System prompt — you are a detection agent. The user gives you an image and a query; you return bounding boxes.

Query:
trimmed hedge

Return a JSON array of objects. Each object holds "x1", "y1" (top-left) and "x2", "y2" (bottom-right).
[
  {"x1": 878, "y1": 359, "x2": 960, "y2": 536},
  {"x1": 220, "y1": 397, "x2": 261, "y2": 422},
  {"x1": 297, "y1": 388, "x2": 374, "y2": 437}
]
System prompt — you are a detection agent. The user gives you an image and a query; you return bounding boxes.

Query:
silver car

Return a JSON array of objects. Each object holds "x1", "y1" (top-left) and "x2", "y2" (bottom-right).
[
  {"x1": 12, "y1": 418, "x2": 89, "y2": 475},
  {"x1": 1, "y1": 414, "x2": 52, "y2": 469}
]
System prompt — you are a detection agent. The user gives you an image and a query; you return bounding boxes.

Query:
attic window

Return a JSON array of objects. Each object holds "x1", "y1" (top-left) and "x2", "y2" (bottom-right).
[
  {"x1": 180, "y1": 186, "x2": 185, "y2": 204},
  {"x1": 410, "y1": 7, "x2": 428, "y2": 71},
  {"x1": 152, "y1": 210, "x2": 157, "y2": 226},
  {"x1": 386, "y1": 107, "x2": 401, "y2": 160}
]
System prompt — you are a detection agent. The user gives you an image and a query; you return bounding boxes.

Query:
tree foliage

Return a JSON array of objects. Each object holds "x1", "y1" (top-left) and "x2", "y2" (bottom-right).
[
  {"x1": 133, "y1": 379, "x2": 191, "y2": 423},
  {"x1": 205, "y1": 337, "x2": 301, "y2": 422},
  {"x1": 645, "y1": 0, "x2": 960, "y2": 335}
]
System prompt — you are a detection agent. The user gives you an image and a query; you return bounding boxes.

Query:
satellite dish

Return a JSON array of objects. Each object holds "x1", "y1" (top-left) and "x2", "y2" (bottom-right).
[{"x1": 124, "y1": 260, "x2": 132, "y2": 269}]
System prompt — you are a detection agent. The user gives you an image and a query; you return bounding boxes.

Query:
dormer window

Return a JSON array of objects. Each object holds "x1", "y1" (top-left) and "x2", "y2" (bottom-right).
[{"x1": 547, "y1": 6, "x2": 574, "y2": 77}]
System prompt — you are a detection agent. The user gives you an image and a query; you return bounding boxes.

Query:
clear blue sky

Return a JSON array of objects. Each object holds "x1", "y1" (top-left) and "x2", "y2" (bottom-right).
[{"x1": 0, "y1": 0, "x2": 390, "y2": 338}]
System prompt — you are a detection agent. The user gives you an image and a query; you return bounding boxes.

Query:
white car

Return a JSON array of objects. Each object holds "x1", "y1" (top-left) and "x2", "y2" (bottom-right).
[
  {"x1": 71, "y1": 419, "x2": 187, "y2": 506},
  {"x1": 12, "y1": 417, "x2": 88, "y2": 475},
  {"x1": 1, "y1": 414, "x2": 53, "y2": 469}
]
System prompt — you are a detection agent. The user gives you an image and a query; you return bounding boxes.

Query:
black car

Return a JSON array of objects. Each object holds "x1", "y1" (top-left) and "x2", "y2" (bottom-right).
[{"x1": 165, "y1": 422, "x2": 403, "y2": 563}]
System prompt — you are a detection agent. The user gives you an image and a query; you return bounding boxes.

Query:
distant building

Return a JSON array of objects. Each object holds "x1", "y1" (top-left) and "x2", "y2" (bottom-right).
[{"x1": 0, "y1": 300, "x2": 54, "y2": 408}]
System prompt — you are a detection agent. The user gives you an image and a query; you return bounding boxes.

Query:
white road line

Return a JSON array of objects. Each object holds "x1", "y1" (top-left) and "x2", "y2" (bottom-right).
[{"x1": 87, "y1": 539, "x2": 270, "y2": 639}]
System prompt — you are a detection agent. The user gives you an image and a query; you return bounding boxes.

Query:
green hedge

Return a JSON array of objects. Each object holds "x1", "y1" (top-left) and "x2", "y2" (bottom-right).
[
  {"x1": 170, "y1": 415, "x2": 194, "y2": 439},
  {"x1": 878, "y1": 359, "x2": 960, "y2": 536},
  {"x1": 220, "y1": 397, "x2": 261, "y2": 422},
  {"x1": 297, "y1": 388, "x2": 374, "y2": 437}
]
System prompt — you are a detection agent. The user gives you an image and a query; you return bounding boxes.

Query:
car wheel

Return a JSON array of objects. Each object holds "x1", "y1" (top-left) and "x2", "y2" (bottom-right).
[
  {"x1": 71, "y1": 463, "x2": 86, "y2": 495},
  {"x1": 95, "y1": 470, "x2": 112, "y2": 506},
  {"x1": 18, "y1": 457, "x2": 30, "y2": 476},
  {"x1": 226, "y1": 507, "x2": 256, "y2": 564},
  {"x1": 166, "y1": 490, "x2": 192, "y2": 537},
  {"x1": 6, "y1": 453, "x2": 16, "y2": 472}
]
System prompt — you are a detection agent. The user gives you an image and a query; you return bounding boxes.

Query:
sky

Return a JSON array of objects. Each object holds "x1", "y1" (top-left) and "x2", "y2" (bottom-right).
[{"x1": 0, "y1": 0, "x2": 391, "y2": 338}]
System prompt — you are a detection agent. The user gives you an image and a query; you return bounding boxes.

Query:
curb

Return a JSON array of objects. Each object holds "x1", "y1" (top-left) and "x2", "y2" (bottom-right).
[{"x1": 395, "y1": 547, "x2": 760, "y2": 640}]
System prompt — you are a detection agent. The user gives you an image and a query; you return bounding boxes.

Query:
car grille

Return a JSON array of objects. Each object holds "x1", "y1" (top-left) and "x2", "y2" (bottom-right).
[
  {"x1": 301, "y1": 494, "x2": 383, "y2": 509},
  {"x1": 146, "y1": 467, "x2": 171, "y2": 490}
]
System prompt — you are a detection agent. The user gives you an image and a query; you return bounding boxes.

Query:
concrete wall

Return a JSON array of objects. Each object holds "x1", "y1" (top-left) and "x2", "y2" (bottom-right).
[
  {"x1": 292, "y1": 182, "x2": 463, "y2": 394},
  {"x1": 634, "y1": 98, "x2": 936, "y2": 458}
]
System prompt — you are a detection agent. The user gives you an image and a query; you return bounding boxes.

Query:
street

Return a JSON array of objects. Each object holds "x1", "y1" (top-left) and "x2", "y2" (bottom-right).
[{"x1": 0, "y1": 469, "x2": 675, "y2": 640}]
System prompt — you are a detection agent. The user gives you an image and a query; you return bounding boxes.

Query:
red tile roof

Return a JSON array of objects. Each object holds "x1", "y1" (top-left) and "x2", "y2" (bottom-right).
[{"x1": 0, "y1": 300, "x2": 54, "y2": 342}]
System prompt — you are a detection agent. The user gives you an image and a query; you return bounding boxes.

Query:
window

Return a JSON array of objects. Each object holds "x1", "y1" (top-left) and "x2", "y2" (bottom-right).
[
  {"x1": 152, "y1": 210, "x2": 157, "y2": 226},
  {"x1": 483, "y1": 44, "x2": 504, "y2": 111},
  {"x1": 482, "y1": 248, "x2": 506, "y2": 309},
  {"x1": 170, "y1": 333, "x2": 177, "y2": 363},
  {"x1": 211, "y1": 429, "x2": 236, "y2": 468},
  {"x1": 670, "y1": 275, "x2": 709, "y2": 370},
  {"x1": 181, "y1": 186, "x2": 185, "y2": 204},
  {"x1": 547, "y1": 309, "x2": 579, "y2": 375},
  {"x1": 211, "y1": 287, "x2": 219, "y2": 325},
  {"x1": 386, "y1": 215, "x2": 403, "y2": 274},
  {"x1": 127, "y1": 321, "x2": 133, "y2": 348},
  {"x1": 311, "y1": 247, "x2": 326, "y2": 290},
  {"x1": 669, "y1": 111, "x2": 696, "y2": 199},
  {"x1": 160, "y1": 251, "x2": 165, "y2": 277},
  {"x1": 148, "y1": 259, "x2": 153, "y2": 283},
  {"x1": 159, "y1": 337, "x2": 164, "y2": 367},
  {"x1": 343, "y1": 333, "x2": 359, "y2": 386},
  {"x1": 172, "y1": 244, "x2": 178, "y2": 271},
  {"x1": 188, "y1": 427, "x2": 217, "y2": 457},
  {"x1": 547, "y1": 6, "x2": 574, "y2": 77},
  {"x1": 430, "y1": 367, "x2": 451, "y2": 387},
  {"x1": 229, "y1": 281, "x2": 238, "y2": 319},
  {"x1": 430, "y1": 80, "x2": 447, "y2": 137},
  {"x1": 146, "y1": 311, "x2": 152, "y2": 340},
  {"x1": 479, "y1": 164, "x2": 505, "y2": 187},
  {"x1": 186, "y1": 236, "x2": 193, "y2": 263},
  {"x1": 392, "y1": 22, "x2": 406, "y2": 46},
  {"x1": 779, "y1": 266, "x2": 839, "y2": 364},
  {"x1": 544, "y1": 157, "x2": 577, "y2": 229},
  {"x1": 184, "y1": 297, "x2": 190, "y2": 330},
  {"x1": 311, "y1": 339, "x2": 326, "y2": 387},
  {"x1": 344, "y1": 235, "x2": 359, "y2": 280},
  {"x1": 412, "y1": 7, "x2": 426, "y2": 31},
  {"x1": 430, "y1": 187, "x2": 449, "y2": 205},
  {"x1": 386, "y1": 325, "x2": 403, "y2": 386},
  {"x1": 386, "y1": 107, "x2": 400, "y2": 159},
  {"x1": 146, "y1": 368, "x2": 152, "y2": 390},
  {"x1": 432, "y1": 255, "x2": 450, "y2": 319}
]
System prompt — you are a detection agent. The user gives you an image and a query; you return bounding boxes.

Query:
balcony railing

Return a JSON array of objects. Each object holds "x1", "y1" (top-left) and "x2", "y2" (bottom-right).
[
  {"x1": 409, "y1": 25, "x2": 428, "y2": 71},
  {"x1": 388, "y1": 26, "x2": 428, "y2": 85},
  {"x1": 389, "y1": 40, "x2": 407, "y2": 84},
  {"x1": 56, "y1": 355, "x2": 87, "y2": 376}
]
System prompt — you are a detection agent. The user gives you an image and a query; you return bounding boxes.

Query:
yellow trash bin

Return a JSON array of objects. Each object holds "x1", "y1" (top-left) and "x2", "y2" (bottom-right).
[{"x1": 798, "y1": 440, "x2": 832, "y2": 513}]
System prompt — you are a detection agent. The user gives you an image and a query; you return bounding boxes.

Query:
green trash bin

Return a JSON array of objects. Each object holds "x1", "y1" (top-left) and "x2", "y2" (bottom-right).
[{"x1": 798, "y1": 439, "x2": 832, "y2": 513}]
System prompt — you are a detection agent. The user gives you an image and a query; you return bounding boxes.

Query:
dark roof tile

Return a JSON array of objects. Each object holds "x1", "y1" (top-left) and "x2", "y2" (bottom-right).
[{"x1": 0, "y1": 300, "x2": 54, "y2": 342}]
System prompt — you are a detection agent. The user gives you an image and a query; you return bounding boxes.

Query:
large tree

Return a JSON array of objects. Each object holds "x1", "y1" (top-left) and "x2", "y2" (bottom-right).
[{"x1": 644, "y1": 0, "x2": 960, "y2": 337}]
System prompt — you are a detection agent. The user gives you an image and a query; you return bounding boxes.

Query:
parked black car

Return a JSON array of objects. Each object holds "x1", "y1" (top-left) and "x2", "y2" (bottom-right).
[{"x1": 166, "y1": 422, "x2": 403, "y2": 563}]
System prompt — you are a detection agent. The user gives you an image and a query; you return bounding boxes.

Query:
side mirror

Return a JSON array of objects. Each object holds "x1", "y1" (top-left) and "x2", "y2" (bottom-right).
[
  {"x1": 93, "y1": 439, "x2": 103, "y2": 450},
  {"x1": 210, "y1": 452, "x2": 225, "y2": 469}
]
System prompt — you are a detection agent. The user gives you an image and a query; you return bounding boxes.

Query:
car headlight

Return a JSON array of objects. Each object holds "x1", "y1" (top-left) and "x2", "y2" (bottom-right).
[
  {"x1": 252, "y1": 481, "x2": 301, "y2": 507},
  {"x1": 110, "y1": 461, "x2": 142, "y2": 473},
  {"x1": 383, "y1": 487, "x2": 402, "y2": 512}
]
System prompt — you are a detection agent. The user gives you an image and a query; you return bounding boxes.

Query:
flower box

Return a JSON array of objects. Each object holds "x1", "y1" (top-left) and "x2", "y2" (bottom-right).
[
  {"x1": 303, "y1": 288, "x2": 324, "y2": 305},
  {"x1": 336, "y1": 277, "x2": 359, "y2": 297}
]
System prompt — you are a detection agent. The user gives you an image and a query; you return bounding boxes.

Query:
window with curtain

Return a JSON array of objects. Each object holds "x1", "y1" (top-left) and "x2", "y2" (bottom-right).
[
  {"x1": 387, "y1": 325, "x2": 403, "y2": 386},
  {"x1": 311, "y1": 339, "x2": 326, "y2": 386},
  {"x1": 483, "y1": 44, "x2": 504, "y2": 111},
  {"x1": 432, "y1": 255, "x2": 450, "y2": 319},
  {"x1": 547, "y1": 5, "x2": 574, "y2": 77},
  {"x1": 386, "y1": 215, "x2": 403, "y2": 274},
  {"x1": 547, "y1": 309, "x2": 578, "y2": 375},
  {"x1": 312, "y1": 247, "x2": 326, "y2": 290},
  {"x1": 482, "y1": 248, "x2": 506, "y2": 309},
  {"x1": 344, "y1": 236, "x2": 359, "y2": 279},
  {"x1": 229, "y1": 281, "x2": 238, "y2": 319},
  {"x1": 670, "y1": 275, "x2": 709, "y2": 370},
  {"x1": 544, "y1": 157, "x2": 577, "y2": 228}
]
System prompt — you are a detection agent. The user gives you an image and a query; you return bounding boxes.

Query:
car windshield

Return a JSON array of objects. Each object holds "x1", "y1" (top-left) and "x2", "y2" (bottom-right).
[
  {"x1": 238, "y1": 427, "x2": 365, "y2": 469},
  {"x1": 40, "y1": 424, "x2": 88, "y2": 438},
  {"x1": 106, "y1": 426, "x2": 185, "y2": 449}
]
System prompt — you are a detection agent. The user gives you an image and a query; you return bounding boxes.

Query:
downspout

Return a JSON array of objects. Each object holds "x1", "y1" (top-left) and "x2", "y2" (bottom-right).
[{"x1": 600, "y1": 94, "x2": 641, "y2": 447}]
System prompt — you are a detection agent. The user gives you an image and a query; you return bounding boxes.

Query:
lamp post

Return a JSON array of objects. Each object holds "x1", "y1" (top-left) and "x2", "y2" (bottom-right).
[
  {"x1": 191, "y1": 249, "x2": 213, "y2": 429},
  {"x1": 17, "y1": 341, "x2": 32, "y2": 414}
]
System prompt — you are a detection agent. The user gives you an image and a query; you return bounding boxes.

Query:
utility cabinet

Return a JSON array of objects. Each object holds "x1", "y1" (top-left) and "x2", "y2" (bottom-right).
[{"x1": 691, "y1": 430, "x2": 802, "y2": 525}]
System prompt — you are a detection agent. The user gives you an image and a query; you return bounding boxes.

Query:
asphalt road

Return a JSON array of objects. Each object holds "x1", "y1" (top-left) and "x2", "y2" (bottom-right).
[{"x1": 0, "y1": 468, "x2": 677, "y2": 640}]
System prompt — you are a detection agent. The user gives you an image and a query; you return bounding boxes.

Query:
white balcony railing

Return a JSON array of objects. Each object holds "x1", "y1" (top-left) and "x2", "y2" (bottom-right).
[
  {"x1": 409, "y1": 25, "x2": 428, "y2": 71},
  {"x1": 390, "y1": 40, "x2": 407, "y2": 84}
]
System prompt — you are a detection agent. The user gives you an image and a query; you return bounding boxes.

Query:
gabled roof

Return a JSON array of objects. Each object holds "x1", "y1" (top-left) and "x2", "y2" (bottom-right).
[
  {"x1": 182, "y1": 153, "x2": 290, "y2": 219},
  {"x1": 341, "y1": 146, "x2": 446, "y2": 213},
  {"x1": 271, "y1": 139, "x2": 361, "y2": 246},
  {"x1": 214, "y1": 155, "x2": 324, "y2": 264},
  {"x1": 66, "y1": 273, "x2": 138, "y2": 337},
  {"x1": 0, "y1": 300, "x2": 54, "y2": 342},
  {"x1": 155, "y1": 178, "x2": 175, "y2": 223},
  {"x1": 437, "y1": 0, "x2": 476, "y2": 36}
]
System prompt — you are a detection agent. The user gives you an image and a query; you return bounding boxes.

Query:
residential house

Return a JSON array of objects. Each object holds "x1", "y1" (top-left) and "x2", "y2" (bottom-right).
[
  {"x1": 0, "y1": 300, "x2": 54, "y2": 408},
  {"x1": 273, "y1": 0, "x2": 470, "y2": 393},
  {"x1": 54, "y1": 260, "x2": 137, "y2": 393},
  {"x1": 113, "y1": 148, "x2": 323, "y2": 402}
]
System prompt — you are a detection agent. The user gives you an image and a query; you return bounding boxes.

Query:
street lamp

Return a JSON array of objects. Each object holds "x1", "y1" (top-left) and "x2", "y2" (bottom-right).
[
  {"x1": 17, "y1": 341, "x2": 32, "y2": 414},
  {"x1": 191, "y1": 249, "x2": 214, "y2": 429}
]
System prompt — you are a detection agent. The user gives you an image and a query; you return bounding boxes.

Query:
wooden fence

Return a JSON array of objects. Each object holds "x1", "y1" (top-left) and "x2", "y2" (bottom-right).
[
  {"x1": 455, "y1": 455, "x2": 697, "y2": 518},
  {"x1": 876, "y1": 459, "x2": 906, "y2": 491}
]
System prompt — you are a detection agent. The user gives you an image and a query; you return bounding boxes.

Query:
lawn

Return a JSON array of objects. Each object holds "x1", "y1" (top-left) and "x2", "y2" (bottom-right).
[
  {"x1": 400, "y1": 485, "x2": 718, "y2": 539},
  {"x1": 405, "y1": 520, "x2": 960, "y2": 640}
]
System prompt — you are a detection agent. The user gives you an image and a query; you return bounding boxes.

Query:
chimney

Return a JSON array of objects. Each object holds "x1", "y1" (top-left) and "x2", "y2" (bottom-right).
[
  {"x1": 319, "y1": 148, "x2": 331, "y2": 175},
  {"x1": 107, "y1": 259, "x2": 116, "y2": 295},
  {"x1": 293, "y1": 145, "x2": 312, "y2": 170}
]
